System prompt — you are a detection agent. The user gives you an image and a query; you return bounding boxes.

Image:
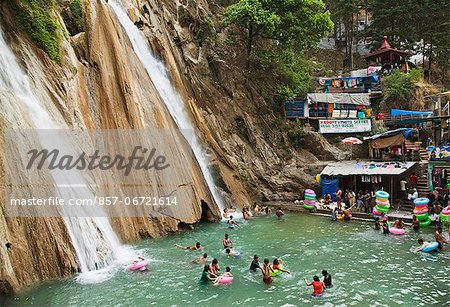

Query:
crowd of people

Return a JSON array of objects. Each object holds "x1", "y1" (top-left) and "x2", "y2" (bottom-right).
[
  {"x1": 190, "y1": 230, "x2": 333, "y2": 296},
  {"x1": 174, "y1": 206, "x2": 334, "y2": 297},
  {"x1": 322, "y1": 188, "x2": 376, "y2": 213}
]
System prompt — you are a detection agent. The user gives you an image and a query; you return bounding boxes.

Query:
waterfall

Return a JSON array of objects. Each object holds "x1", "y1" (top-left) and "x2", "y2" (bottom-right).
[
  {"x1": 109, "y1": 0, "x2": 226, "y2": 213},
  {"x1": 0, "y1": 27, "x2": 131, "y2": 276}
]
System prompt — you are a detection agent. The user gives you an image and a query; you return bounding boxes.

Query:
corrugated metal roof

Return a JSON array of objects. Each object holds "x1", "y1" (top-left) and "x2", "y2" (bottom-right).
[
  {"x1": 320, "y1": 161, "x2": 416, "y2": 176},
  {"x1": 307, "y1": 93, "x2": 371, "y2": 106}
]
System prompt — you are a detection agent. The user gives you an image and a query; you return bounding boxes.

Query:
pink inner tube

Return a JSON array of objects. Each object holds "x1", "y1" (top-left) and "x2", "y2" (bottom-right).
[
  {"x1": 389, "y1": 227, "x2": 406, "y2": 235},
  {"x1": 130, "y1": 260, "x2": 148, "y2": 271},
  {"x1": 219, "y1": 277, "x2": 234, "y2": 284},
  {"x1": 414, "y1": 202, "x2": 428, "y2": 208},
  {"x1": 305, "y1": 189, "x2": 314, "y2": 194},
  {"x1": 373, "y1": 207, "x2": 381, "y2": 215},
  {"x1": 414, "y1": 208, "x2": 428, "y2": 214},
  {"x1": 376, "y1": 199, "x2": 389, "y2": 206},
  {"x1": 304, "y1": 199, "x2": 316, "y2": 205},
  {"x1": 442, "y1": 207, "x2": 450, "y2": 215}
]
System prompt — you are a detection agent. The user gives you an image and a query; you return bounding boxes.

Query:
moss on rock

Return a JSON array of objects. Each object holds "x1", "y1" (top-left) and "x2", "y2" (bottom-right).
[{"x1": 13, "y1": 0, "x2": 61, "y2": 63}]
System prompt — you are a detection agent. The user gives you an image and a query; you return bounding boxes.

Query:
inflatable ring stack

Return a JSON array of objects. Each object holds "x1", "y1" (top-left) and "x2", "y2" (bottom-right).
[
  {"x1": 303, "y1": 189, "x2": 316, "y2": 210},
  {"x1": 373, "y1": 191, "x2": 390, "y2": 216},
  {"x1": 413, "y1": 198, "x2": 431, "y2": 227},
  {"x1": 440, "y1": 206, "x2": 450, "y2": 225}
]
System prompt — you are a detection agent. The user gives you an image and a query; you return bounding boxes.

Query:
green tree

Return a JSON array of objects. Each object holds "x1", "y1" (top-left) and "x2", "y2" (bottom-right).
[
  {"x1": 223, "y1": 0, "x2": 333, "y2": 59},
  {"x1": 223, "y1": 0, "x2": 280, "y2": 60},
  {"x1": 326, "y1": 0, "x2": 361, "y2": 68}
]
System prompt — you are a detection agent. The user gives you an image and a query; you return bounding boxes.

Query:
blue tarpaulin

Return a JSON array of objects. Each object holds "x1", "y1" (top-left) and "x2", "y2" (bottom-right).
[
  {"x1": 391, "y1": 109, "x2": 433, "y2": 117},
  {"x1": 321, "y1": 179, "x2": 339, "y2": 201}
]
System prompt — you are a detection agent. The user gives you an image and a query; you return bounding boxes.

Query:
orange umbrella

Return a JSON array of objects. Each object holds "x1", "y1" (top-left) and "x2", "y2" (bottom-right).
[{"x1": 341, "y1": 137, "x2": 363, "y2": 145}]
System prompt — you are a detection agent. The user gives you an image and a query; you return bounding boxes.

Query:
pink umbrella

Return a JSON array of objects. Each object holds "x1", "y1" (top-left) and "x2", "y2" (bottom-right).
[{"x1": 341, "y1": 137, "x2": 362, "y2": 158}]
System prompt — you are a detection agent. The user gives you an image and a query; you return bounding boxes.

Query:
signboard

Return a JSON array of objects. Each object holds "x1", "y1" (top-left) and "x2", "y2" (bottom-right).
[
  {"x1": 319, "y1": 119, "x2": 371, "y2": 134},
  {"x1": 284, "y1": 99, "x2": 305, "y2": 118}
]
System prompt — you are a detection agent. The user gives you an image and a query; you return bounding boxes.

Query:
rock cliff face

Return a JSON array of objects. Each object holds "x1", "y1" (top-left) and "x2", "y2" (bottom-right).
[{"x1": 0, "y1": 0, "x2": 344, "y2": 293}]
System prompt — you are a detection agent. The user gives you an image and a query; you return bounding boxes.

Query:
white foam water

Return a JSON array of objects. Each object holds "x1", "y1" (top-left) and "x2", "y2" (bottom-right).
[
  {"x1": 109, "y1": 0, "x2": 226, "y2": 213},
  {"x1": 0, "y1": 26, "x2": 135, "y2": 281}
]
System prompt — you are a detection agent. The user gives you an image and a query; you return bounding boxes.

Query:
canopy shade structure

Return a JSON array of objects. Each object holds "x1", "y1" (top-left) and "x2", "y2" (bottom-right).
[
  {"x1": 307, "y1": 93, "x2": 370, "y2": 106},
  {"x1": 363, "y1": 128, "x2": 412, "y2": 141},
  {"x1": 320, "y1": 161, "x2": 416, "y2": 176},
  {"x1": 391, "y1": 109, "x2": 433, "y2": 117}
]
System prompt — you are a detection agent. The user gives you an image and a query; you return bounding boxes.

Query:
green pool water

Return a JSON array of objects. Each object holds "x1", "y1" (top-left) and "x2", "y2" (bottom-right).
[{"x1": 3, "y1": 213, "x2": 450, "y2": 306}]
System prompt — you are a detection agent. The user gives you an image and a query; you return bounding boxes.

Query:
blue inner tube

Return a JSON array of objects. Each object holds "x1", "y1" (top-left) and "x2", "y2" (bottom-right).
[
  {"x1": 422, "y1": 242, "x2": 439, "y2": 253},
  {"x1": 375, "y1": 191, "x2": 389, "y2": 199},
  {"x1": 414, "y1": 198, "x2": 429, "y2": 205}
]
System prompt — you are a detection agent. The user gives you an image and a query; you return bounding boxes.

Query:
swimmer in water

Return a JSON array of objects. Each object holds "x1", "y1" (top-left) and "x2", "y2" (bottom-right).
[
  {"x1": 199, "y1": 264, "x2": 215, "y2": 285},
  {"x1": 225, "y1": 248, "x2": 240, "y2": 259},
  {"x1": 192, "y1": 253, "x2": 208, "y2": 264},
  {"x1": 208, "y1": 258, "x2": 220, "y2": 278},
  {"x1": 227, "y1": 215, "x2": 239, "y2": 229},
  {"x1": 175, "y1": 242, "x2": 203, "y2": 251},
  {"x1": 435, "y1": 227, "x2": 449, "y2": 249},
  {"x1": 276, "y1": 207, "x2": 285, "y2": 220},
  {"x1": 249, "y1": 255, "x2": 260, "y2": 272},
  {"x1": 417, "y1": 238, "x2": 431, "y2": 251},
  {"x1": 260, "y1": 258, "x2": 274, "y2": 285},
  {"x1": 133, "y1": 256, "x2": 145, "y2": 264},
  {"x1": 411, "y1": 215, "x2": 420, "y2": 231},
  {"x1": 213, "y1": 266, "x2": 233, "y2": 285},
  {"x1": 392, "y1": 218, "x2": 405, "y2": 229},
  {"x1": 273, "y1": 258, "x2": 290, "y2": 274},
  {"x1": 304, "y1": 275, "x2": 325, "y2": 297},
  {"x1": 223, "y1": 208, "x2": 230, "y2": 219},
  {"x1": 322, "y1": 270, "x2": 333, "y2": 288},
  {"x1": 223, "y1": 233, "x2": 233, "y2": 249}
]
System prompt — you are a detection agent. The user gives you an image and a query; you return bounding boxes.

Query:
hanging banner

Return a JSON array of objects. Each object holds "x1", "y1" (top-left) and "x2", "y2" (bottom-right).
[{"x1": 319, "y1": 119, "x2": 371, "y2": 133}]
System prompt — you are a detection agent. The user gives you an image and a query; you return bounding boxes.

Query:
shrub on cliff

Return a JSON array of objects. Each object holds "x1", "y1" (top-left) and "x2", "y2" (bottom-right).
[
  {"x1": 13, "y1": 0, "x2": 61, "y2": 63},
  {"x1": 62, "y1": 0, "x2": 85, "y2": 36},
  {"x1": 287, "y1": 121, "x2": 307, "y2": 148},
  {"x1": 382, "y1": 68, "x2": 422, "y2": 109}
]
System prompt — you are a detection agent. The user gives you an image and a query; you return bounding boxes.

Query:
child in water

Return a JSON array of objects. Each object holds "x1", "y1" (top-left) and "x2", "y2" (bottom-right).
[
  {"x1": 192, "y1": 253, "x2": 208, "y2": 264},
  {"x1": 225, "y1": 248, "x2": 241, "y2": 259},
  {"x1": 213, "y1": 266, "x2": 233, "y2": 285},
  {"x1": 272, "y1": 258, "x2": 290, "y2": 274},
  {"x1": 417, "y1": 238, "x2": 431, "y2": 251}
]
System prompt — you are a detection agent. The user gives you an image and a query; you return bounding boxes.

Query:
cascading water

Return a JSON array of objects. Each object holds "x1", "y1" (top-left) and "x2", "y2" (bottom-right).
[
  {"x1": 109, "y1": 0, "x2": 226, "y2": 214},
  {"x1": 0, "y1": 27, "x2": 132, "y2": 278}
]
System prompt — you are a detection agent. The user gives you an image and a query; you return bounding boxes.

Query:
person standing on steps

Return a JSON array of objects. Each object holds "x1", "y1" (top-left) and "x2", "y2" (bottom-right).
[
  {"x1": 400, "y1": 178, "x2": 407, "y2": 199},
  {"x1": 409, "y1": 172, "x2": 418, "y2": 188}
]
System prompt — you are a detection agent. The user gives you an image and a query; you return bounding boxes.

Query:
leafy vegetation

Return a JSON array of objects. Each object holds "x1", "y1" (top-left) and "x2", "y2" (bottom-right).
[
  {"x1": 61, "y1": 0, "x2": 85, "y2": 36},
  {"x1": 325, "y1": 0, "x2": 449, "y2": 79},
  {"x1": 223, "y1": 0, "x2": 333, "y2": 59},
  {"x1": 382, "y1": 68, "x2": 422, "y2": 108},
  {"x1": 287, "y1": 120, "x2": 307, "y2": 148},
  {"x1": 222, "y1": 0, "x2": 332, "y2": 116},
  {"x1": 13, "y1": 0, "x2": 61, "y2": 63}
]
